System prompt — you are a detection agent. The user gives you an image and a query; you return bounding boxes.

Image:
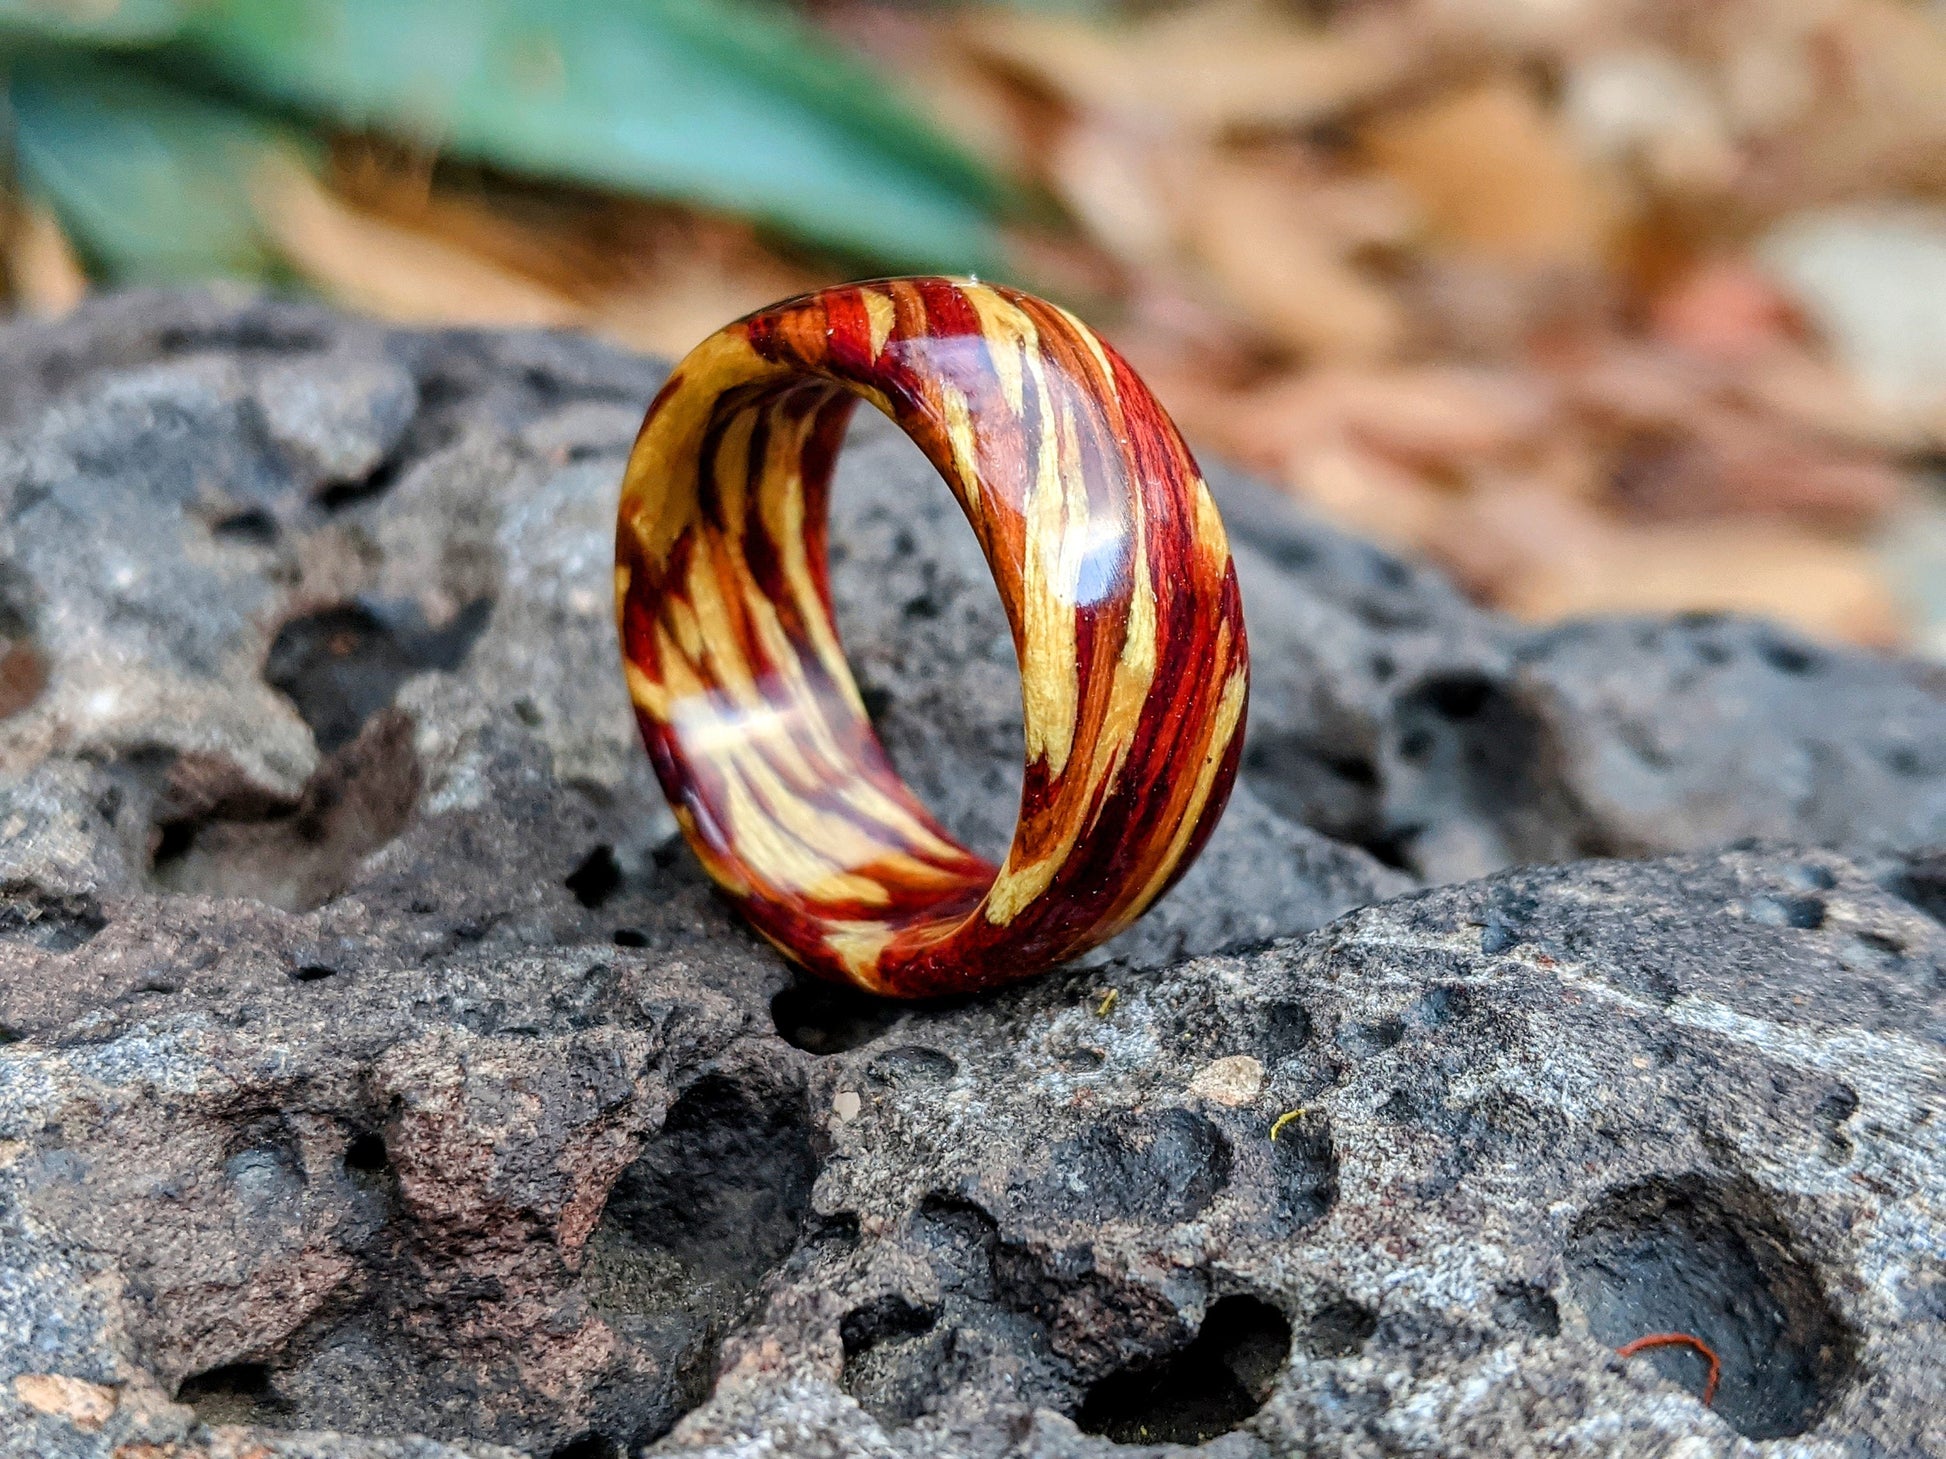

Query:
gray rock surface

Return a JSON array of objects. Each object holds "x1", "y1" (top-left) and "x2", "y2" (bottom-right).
[{"x1": 0, "y1": 291, "x2": 1942, "y2": 1459}]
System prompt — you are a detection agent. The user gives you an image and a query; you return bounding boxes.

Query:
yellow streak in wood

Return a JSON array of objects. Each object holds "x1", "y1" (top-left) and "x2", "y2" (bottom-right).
[
  {"x1": 685, "y1": 544, "x2": 760, "y2": 708},
  {"x1": 853, "y1": 382, "x2": 897, "y2": 422},
  {"x1": 1017, "y1": 370, "x2": 1083, "y2": 779},
  {"x1": 1121, "y1": 656, "x2": 1248, "y2": 923},
  {"x1": 710, "y1": 402, "x2": 756, "y2": 535},
  {"x1": 759, "y1": 409, "x2": 868, "y2": 722},
  {"x1": 667, "y1": 595, "x2": 705, "y2": 664},
  {"x1": 863, "y1": 288, "x2": 897, "y2": 361},
  {"x1": 936, "y1": 380, "x2": 985, "y2": 536},
  {"x1": 717, "y1": 753, "x2": 890, "y2": 906},
  {"x1": 735, "y1": 749, "x2": 931, "y2": 894},
  {"x1": 619, "y1": 331, "x2": 775, "y2": 568},
  {"x1": 723, "y1": 557, "x2": 828, "y2": 789},
  {"x1": 653, "y1": 617, "x2": 706, "y2": 701},
  {"x1": 966, "y1": 286, "x2": 1032, "y2": 414},
  {"x1": 673, "y1": 803, "x2": 752, "y2": 898},
  {"x1": 613, "y1": 562, "x2": 631, "y2": 621},
  {"x1": 823, "y1": 920, "x2": 896, "y2": 988},
  {"x1": 1054, "y1": 303, "x2": 1121, "y2": 404},
  {"x1": 1192, "y1": 476, "x2": 1232, "y2": 574},
  {"x1": 624, "y1": 659, "x2": 669, "y2": 718},
  {"x1": 1081, "y1": 511, "x2": 1157, "y2": 810},
  {"x1": 835, "y1": 779, "x2": 966, "y2": 864},
  {"x1": 985, "y1": 533, "x2": 1150, "y2": 929}
]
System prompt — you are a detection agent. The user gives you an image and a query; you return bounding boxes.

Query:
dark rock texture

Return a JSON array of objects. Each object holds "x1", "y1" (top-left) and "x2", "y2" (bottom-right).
[{"x1": 0, "y1": 291, "x2": 1942, "y2": 1459}]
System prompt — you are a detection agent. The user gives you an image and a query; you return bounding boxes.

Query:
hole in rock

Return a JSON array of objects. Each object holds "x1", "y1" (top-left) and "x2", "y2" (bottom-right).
[
  {"x1": 858, "y1": 682, "x2": 894, "y2": 727},
  {"x1": 1011, "y1": 1108, "x2": 1233, "y2": 1228},
  {"x1": 566, "y1": 845, "x2": 624, "y2": 908},
  {"x1": 1373, "y1": 671, "x2": 1590, "y2": 880},
  {"x1": 266, "y1": 596, "x2": 492, "y2": 753},
  {"x1": 317, "y1": 449, "x2": 409, "y2": 512},
  {"x1": 1881, "y1": 853, "x2": 1946, "y2": 926},
  {"x1": 1417, "y1": 674, "x2": 1494, "y2": 720},
  {"x1": 0, "y1": 893, "x2": 106, "y2": 953},
  {"x1": 1261, "y1": 1000, "x2": 1313, "y2": 1059},
  {"x1": 841, "y1": 1293, "x2": 938, "y2": 1357},
  {"x1": 845, "y1": 1192, "x2": 1073, "y2": 1429},
  {"x1": 865, "y1": 1044, "x2": 959, "y2": 1087},
  {"x1": 292, "y1": 963, "x2": 337, "y2": 982},
  {"x1": 611, "y1": 927, "x2": 649, "y2": 948},
  {"x1": 1271, "y1": 1115, "x2": 1338, "y2": 1229},
  {"x1": 1302, "y1": 1295, "x2": 1377, "y2": 1358},
  {"x1": 1757, "y1": 635, "x2": 1819, "y2": 676},
  {"x1": 547, "y1": 1435, "x2": 623, "y2": 1459},
  {"x1": 148, "y1": 710, "x2": 422, "y2": 913},
  {"x1": 1240, "y1": 730, "x2": 1386, "y2": 851},
  {"x1": 1339, "y1": 1018, "x2": 1405, "y2": 1055},
  {"x1": 771, "y1": 977, "x2": 903, "y2": 1054},
  {"x1": 580, "y1": 1072, "x2": 816, "y2": 1444},
  {"x1": 1749, "y1": 895, "x2": 1826, "y2": 930},
  {"x1": 177, "y1": 1362, "x2": 278, "y2": 1426},
  {"x1": 211, "y1": 507, "x2": 280, "y2": 545},
  {"x1": 343, "y1": 1133, "x2": 389, "y2": 1176},
  {"x1": 1077, "y1": 1295, "x2": 1291, "y2": 1446},
  {"x1": 1565, "y1": 1177, "x2": 1857, "y2": 1438},
  {"x1": 1493, "y1": 1283, "x2": 1561, "y2": 1337},
  {"x1": 1361, "y1": 825, "x2": 1420, "y2": 873}
]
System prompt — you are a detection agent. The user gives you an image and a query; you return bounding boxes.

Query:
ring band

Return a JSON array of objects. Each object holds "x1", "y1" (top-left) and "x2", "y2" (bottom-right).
[{"x1": 615, "y1": 277, "x2": 1249, "y2": 997}]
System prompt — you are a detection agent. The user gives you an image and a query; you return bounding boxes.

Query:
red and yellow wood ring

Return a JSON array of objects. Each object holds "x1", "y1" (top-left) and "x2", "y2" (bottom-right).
[{"x1": 615, "y1": 277, "x2": 1248, "y2": 998}]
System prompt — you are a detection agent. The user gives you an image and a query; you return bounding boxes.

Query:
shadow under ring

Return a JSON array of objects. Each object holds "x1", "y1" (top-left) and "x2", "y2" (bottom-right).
[{"x1": 615, "y1": 277, "x2": 1249, "y2": 998}]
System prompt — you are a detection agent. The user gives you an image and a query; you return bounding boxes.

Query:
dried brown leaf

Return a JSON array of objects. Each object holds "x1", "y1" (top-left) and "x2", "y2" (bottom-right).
[
  {"x1": 1363, "y1": 78, "x2": 1616, "y2": 270},
  {"x1": 255, "y1": 155, "x2": 585, "y2": 329},
  {"x1": 1450, "y1": 485, "x2": 1904, "y2": 644},
  {"x1": 961, "y1": 1, "x2": 1409, "y2": 133},
  {"x1": 5, "y1": 201, "x2": 89, "y2": 318},
  {"x1": 1182, "y1": 154, "x2": 1405, "y2": 361}
]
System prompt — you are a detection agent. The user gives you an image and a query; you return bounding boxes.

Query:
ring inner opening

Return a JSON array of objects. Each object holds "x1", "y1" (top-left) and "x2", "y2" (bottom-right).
[
  {"x1": 826, "y1": 407, "x2": 1024, "y2": 867},
  {"x1": 656, "y1": 377, "x2": 1018, "y2": 940}
]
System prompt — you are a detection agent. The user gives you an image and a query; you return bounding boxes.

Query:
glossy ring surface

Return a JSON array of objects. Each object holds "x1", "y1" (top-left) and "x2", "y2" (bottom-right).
[{"x1": 615, "y1": 277, "x2": 1248, "y2": 997}]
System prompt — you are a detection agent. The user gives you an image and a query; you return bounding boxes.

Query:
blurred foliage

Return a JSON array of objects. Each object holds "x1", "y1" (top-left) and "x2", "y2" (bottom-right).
[
  {"x1": 0, "y1": 0, "x2": 1009, "y2": 280},
  {"x1": 9, "y1": 52, "x2": 303, "y2": 283},
  {"x1": 0, "y1": 0, "x2": 1942, "y2": 650}
]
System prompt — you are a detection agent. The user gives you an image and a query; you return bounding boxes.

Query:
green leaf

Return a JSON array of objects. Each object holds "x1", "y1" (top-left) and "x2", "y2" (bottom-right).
[
  {"x1": 0, "y1": 0, "x2": 196, "y2": 46},
  {"x1": 178, "y1": 0, "x2": 1010, "y2": 271},
  {"x1": 645, "y1": 0, "x2": 1012, "y2": 215},
  {"x1": 7, "y1": 52, "x2": 299, "y2": 283}
]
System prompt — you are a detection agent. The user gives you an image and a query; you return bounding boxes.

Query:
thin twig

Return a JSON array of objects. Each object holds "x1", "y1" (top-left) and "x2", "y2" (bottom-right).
[{"x1": 1617, "y1": 1331, "x2": 1722, "y2": 1406}]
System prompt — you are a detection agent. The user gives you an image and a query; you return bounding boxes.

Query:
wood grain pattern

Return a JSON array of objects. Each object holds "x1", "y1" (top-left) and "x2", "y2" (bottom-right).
[{"x1": 616, "y1": 277, "x2": 1248, "y2": 996}]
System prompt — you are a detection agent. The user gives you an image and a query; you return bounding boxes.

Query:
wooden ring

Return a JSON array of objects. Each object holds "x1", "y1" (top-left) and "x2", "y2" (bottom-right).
[{"x1": 615, "y1": 277, "x2": 1249, "y2": 997}]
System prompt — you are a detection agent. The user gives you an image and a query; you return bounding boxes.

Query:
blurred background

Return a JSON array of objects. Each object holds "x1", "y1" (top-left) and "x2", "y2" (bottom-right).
[{"x1": 2, "y1": 0, "x2": 1942, "y2": 654}]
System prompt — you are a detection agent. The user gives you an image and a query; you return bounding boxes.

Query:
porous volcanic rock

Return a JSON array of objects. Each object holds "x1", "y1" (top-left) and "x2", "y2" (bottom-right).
[{"x1": 0, "y1": 291, "x2": 1941, "y2": 1459}]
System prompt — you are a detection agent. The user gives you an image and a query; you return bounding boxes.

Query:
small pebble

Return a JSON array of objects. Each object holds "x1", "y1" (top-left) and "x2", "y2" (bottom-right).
[
  {"x1": 1188, "y1": 1054, "x2": 1264, "y2": 1107},
  {"x1": 831, "y1": 1090, "x2": 862, "y2": 1123}
]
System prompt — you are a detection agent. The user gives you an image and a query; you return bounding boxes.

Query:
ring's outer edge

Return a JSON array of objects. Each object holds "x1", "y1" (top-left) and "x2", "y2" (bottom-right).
[{"x1": 616, "y1": 276, "x2": 1249, "y2": 997}]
